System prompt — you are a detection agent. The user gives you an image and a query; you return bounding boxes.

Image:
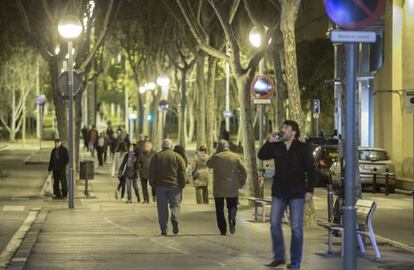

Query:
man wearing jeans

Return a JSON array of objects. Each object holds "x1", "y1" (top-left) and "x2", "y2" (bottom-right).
[
  {"x1": 149, "y1": 139, "x2": 186, "y2": 236},
  {"x1": 258, "y1": 120, "x2": 316, "y2": 269}
]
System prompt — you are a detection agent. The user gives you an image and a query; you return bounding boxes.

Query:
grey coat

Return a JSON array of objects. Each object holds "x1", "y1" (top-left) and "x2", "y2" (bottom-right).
[{"x1": 206, "y1": 149, "x2": 247, "y2": 198}]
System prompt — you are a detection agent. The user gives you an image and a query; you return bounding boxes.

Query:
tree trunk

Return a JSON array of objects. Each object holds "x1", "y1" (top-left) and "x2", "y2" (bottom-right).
[
  {"x1": 196, "y1": 53, "x2": 206, "y2": 147},
  {"x1": 49, "y1": 60, "x2": 67, "y2": 143},
  {"x1": 179, "y1": 70, "x2": 187, "y2": 148},
  {"x1": 235, "y1": 71, "x2": 260, "y2": 198},
  {"x1": 187, "y1": 89, "x2": 195, "y2": 143},
  {"x1": 280, "y1": 0, "x2": 303, "y2": 127},
  {"x1": 206, "y1": 56, "x2": 217, "y2": 154},
  {"x1": 280, "y1": 0, "x2": 315, "y2": 226}
]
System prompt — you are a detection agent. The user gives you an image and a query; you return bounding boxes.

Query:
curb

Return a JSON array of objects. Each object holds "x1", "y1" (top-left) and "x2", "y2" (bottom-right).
[
  {"x1": 6, "y1": 208, "x2": 48, "y2": 270},
  {"x1": 0, "y1": 208, "x2": 42, "y2": 269},
  {"x1": 395, "y1": 188, "x2": 413, "y2": 196}
]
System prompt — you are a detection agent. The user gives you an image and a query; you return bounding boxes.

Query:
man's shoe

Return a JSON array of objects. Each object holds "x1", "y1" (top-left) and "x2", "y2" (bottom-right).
[
  {"x1": 287, "y1": 263, "x2": 300, "y2": 269},
  {"x1": 265, "y1": 259, "x2": 285, "y2": 267},
  {"x1": 220, "y1": 232, "x2": 226, "y2": 236},
  {"x1": 126, "y1": 199, "x2": 132, "y2": 204},
  {"x1": 229, "y1": 222, "x2": 236, "y2": 234},
  {"x1": 172, "y1": 222, "x2": 179, "y2": 235},
  {"x1": 161, "y1": 232, "x2": 167, "y2": 236}
]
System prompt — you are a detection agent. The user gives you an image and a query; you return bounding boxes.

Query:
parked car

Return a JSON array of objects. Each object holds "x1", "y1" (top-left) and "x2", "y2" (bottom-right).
[
  {"x1": 313, "y1": 145, "x2": 339, "y2": 186},
  {"x1": 330, "y1": 147, "x2": 396, "y2": 193}
]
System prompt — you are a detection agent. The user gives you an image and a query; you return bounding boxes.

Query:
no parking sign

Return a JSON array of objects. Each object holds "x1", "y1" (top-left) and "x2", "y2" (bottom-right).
[{"x1": 250, "y1": 75, "x2": 274, "y2": 104}]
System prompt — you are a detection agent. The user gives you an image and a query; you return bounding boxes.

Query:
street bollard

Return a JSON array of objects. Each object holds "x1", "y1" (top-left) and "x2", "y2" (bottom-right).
[
  {"x1": 373, "y1": 168, "x2": 377, "y2": 193},
  {"x1": 327, "y1": 184, "x2": 334, "y2": 223},
  {"x1": 385, "y1": 168, "x2": 389, "y2": 196}
]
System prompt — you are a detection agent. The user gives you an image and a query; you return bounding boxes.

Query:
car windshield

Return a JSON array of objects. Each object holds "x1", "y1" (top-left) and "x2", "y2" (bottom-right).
[{"x1": 359, "y1": 150, "x2": 388, "y2": 161}]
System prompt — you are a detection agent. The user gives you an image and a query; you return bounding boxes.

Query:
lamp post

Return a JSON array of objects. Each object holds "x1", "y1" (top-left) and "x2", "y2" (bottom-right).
[
  {"x1": 58, "y1": 15, "x2": 83, "y2": 209},
  {"x1": 129, "y1": 112, "x2": 137, "y2": 140},
  {"x1": 157, "y1": 75, "x2": 170, "y2": 139},
  {"x1": 225, "y1": 44, "x2": 231, "y2": 132}
]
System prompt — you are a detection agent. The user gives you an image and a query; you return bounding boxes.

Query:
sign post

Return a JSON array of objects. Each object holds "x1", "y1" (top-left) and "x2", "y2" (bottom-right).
[
  {"x1": 313, "y1": 99, "x2": 320, "y2": 136},
  {"x1": 251, "y1": 75, "x2": 275, "y2": 198},
  {"x1": 324, "y1": 1, "x2": 385, "y2": 269}
]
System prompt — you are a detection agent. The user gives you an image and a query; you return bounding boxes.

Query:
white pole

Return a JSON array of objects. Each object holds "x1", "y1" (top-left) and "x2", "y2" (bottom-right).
[{"x1": 36, "y1": 58, "x2": 40, "y2": 139}]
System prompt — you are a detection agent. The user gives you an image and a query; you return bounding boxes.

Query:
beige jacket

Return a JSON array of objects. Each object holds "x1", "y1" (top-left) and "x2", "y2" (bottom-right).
[{"x1": 206, "y1": 149, "x2": 247, "y2": 198}]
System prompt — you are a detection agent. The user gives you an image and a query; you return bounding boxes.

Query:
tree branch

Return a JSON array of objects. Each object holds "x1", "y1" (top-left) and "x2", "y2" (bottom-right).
[
  {"x1": 78, "y1": 0, "x2": 116, "y2": 73},
  {"x1": 176, "y1": 0, "x2": 229, "y2": 61}
]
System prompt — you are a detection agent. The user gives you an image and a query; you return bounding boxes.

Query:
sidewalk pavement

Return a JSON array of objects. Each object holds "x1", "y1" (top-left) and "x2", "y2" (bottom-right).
[{"x1": 4, "y1": 152, "x2": 414, "y2": 269}]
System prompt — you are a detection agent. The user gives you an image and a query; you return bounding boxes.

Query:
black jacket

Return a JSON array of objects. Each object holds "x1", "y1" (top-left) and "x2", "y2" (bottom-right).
[
  {"x1": 48, "y1": 146, "x2": 69, "y2": 172},
  {"x1": 258, "y1": 140, "x2": 316, "y2": 199}
]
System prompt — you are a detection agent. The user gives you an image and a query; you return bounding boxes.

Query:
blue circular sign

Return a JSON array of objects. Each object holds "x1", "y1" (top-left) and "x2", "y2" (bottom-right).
[
  {"x1": 250, "y1": 75, "x2": 275, "y2": 99},
  {"x1": 324, "y1": 0, "x2": 385, "y2": 30}
]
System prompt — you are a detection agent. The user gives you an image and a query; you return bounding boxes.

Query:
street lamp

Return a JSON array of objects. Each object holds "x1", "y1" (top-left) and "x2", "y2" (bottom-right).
[
  {"x1": 58, "y1": 15, "x2": 82, "y2": 209},
  {"x1": 129, "y1": 112, "x2": 137, "y2": 140},
  {"x1": 250, "y1": 26, "x2": 266, "y2": 193},
  {"x1": 35, "y1": 95, "x2": 47, "y2": 161}
]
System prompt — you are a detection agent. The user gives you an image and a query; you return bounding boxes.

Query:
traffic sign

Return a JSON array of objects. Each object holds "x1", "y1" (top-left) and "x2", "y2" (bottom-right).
[
  {"x1": 330, "y1": 30, "x2": 376, "y2": 43},
  {"x1": 324, "y1": 0, "x2": 385, "y2": 30},
  {"x1": 250, "y1": 75, "x2": 275, "y2": 100},
  {"x1": 313, "y1": 99, "x2": 320, "y2": 114},
  {"x1": 58, "y1": 71, "x2": 82, "y2": 99},
  {"x1": 35, "y1": 95, "x2": 47, "y2": 106},
  {"x1": 223, "y1": 110, "x2": 232, "y2": 118},
  {"x1": 405, "y1": 91, "x2": 414, "y2": 113},
  {"x1": 159, "y1": 99, "x2": 169, "y2": 112}
]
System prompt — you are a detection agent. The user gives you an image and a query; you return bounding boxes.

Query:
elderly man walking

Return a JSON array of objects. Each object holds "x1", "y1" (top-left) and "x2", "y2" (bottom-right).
[
  {"x1": 207, "y1": 140, "x2": 246, "y2": 235},
  {"x1": 149, "y1": 139, "x2": 187, "y2": 236}
]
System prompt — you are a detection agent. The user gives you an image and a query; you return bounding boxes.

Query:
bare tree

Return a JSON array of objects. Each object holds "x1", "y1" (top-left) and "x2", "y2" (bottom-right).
[{"x1": 176, "y1": 0, "x2": 277, "y2": 197}]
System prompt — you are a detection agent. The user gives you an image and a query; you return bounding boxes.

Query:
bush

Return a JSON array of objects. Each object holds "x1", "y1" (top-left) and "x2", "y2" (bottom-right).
[{"x1": 43, "y1": 128, "x2": 58, "y2": 140}]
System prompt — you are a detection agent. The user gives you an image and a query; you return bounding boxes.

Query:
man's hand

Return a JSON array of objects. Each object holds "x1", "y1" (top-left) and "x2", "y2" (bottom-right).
[{"x1": 305, "y1": 192, "x2": 313, "y2": 203}]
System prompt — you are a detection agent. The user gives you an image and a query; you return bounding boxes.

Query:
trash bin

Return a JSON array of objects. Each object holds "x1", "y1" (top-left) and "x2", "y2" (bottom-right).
[{"x1": 80, "y1": 160, "x2": 94, "y2": 180}]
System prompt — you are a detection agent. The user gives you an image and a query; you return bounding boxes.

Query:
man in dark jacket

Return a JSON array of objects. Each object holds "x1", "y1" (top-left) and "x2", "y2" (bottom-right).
[
  {"x1": 258, "y1": 120, "x2": 316, "y2": 269},
  {"x1": 138, "y1": 141, "x2": 156, "y2": 203},
  {"x1": 149, "y1": 139, "x2": 186, "y2": 236},
  {"x1": 48, "y1": 138, "x2": 69, "y2": 200},
  {"x1": 207, "y1": 140, "x2": 246, "y2": 235}
]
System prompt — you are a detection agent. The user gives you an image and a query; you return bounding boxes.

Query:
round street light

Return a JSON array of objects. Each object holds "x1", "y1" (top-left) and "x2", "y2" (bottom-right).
[
  {"x1": 147, "y1": 82, "x2": 156, "y2": 91},
  {"x1": 249, "y1": 27, "x2": 263, "y2": 48},
  {"x1": 58, "y1": 16, "x2": 83, "y2": 39},
  {"x1": 57, "y1": 15, "x2": 82, "y2": 209},
  {"x1": 157, "y1": 75, "x2": 170, "y2": 88},
  {"x1": 139, "y1": 86, "x2": 146, "y2": 94}
]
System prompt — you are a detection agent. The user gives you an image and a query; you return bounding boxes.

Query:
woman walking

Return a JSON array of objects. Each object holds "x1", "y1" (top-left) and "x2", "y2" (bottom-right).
[
  {"x1": 113, "y1": 143, "x2": 127, "y2": 200},
  {"x1": 119, "y1": 144, "x2": 141, "y2": 203},
  {"x1": 190, "y1": 145, "x2": 211, "y2": 204}
]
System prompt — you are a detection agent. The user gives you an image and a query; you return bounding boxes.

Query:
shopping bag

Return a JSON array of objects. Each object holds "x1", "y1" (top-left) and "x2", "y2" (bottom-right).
[{"x1": 41, "y1": 174, "x2": 54, "y2": 197}]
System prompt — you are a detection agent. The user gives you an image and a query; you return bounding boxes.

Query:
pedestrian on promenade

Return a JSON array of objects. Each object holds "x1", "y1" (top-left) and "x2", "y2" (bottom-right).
[
  {"x1": 47, "y1": 138, "x2": 69, "y2": 200},
  {"x1": 119, "y1": 144, "x2": 141, "y2": 203},
  {"x1": 206, "y1": 140, "x2": 246, "y2": 235},
  {"x1": 149, "y1": 139, "x2": 186, "y2": 235},
  {"x1": 106, "y1": 121, "x2": 114, "y2": 139},
  {"x1": 190, "y1": 145, "x2": 211, "y2": 204},
  {"x1": 110, "y1": 132, "x2": 121, "y2": 160},
  {"x1": 96, "y1": 132, "x2": 105, "y2": 166},
  {"x1": 81, "y1": 125, "x2": 89, "y2": 151},
  {"x1": 135, "y1": 133, "x2": 147, "y2": 155},
  {"x1": 173, "y1": 145, "x2": 188, "y2": 166},
  {"x1": 124, "y1": 133, "x2": 131, "y2": 148},
  {"x1": 258, "y1": 120, "x2": 316, "y2": 269},
  {"x1": 138, "y1": 141, "x2": 156, "y2": 203},
  {"x1": 114, "y1": 143, "x2": 127, "y2": 200},
  {"x1": 103, "y1": 131, "x2": 110, "y2": 163},
  {"x1": 87, "y1": 125, "x2": 98, "y2": 157}
]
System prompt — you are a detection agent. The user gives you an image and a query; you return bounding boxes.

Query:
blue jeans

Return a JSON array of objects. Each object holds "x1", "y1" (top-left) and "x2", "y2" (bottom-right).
[
  {"x1": 156, "y1": 186, "x2": 182, "y2": 233},
  {"x1": 125, "y1": 176, "x2": 139, "y2": 201},
  {"x1": 270, "y1": 197, "x2": 305, "y2": 265}
]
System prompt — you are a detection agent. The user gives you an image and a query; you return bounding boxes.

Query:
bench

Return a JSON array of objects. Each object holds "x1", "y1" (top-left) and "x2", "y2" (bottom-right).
[
  {"x1": 320, "y1": 199, "x2": 380, "y2": 259},
  {"x1": 247, "y1": 197, "x2": 289, "y2": 223}
]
